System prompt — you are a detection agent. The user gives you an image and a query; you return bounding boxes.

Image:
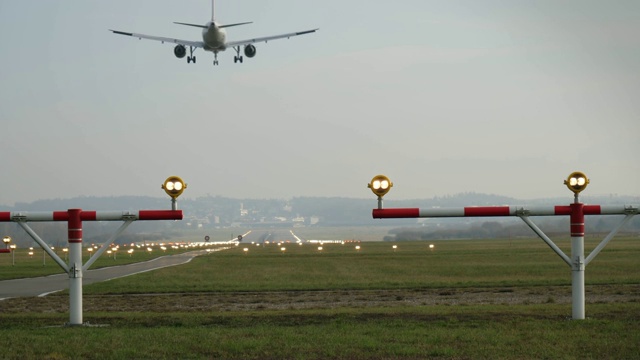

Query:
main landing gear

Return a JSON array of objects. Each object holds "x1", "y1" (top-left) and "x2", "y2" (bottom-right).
[
  {"x1": 186, "y1": 46, "x2": 196, "y2": 64},
  {"x1": 233, "y1": 46, "x2": 243, "y2": 64}
]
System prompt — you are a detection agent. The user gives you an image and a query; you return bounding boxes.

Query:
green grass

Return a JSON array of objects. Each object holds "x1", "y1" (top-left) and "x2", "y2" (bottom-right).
[
  {"x1": 1, "y1": 237, "x2": 639, "y2": 359},
  {"x1": 0, "y1": 304, "x2": 638, "y2": 359},
  {"x1": 84, "y1": 237, "x2": 640, "y2": 294}
]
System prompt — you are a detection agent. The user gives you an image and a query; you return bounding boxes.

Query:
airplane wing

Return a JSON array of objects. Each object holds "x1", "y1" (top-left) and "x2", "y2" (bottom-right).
[
  {"x1": 109, "y1": 30, "x2": 204, "y2": 49},
  {"x1": 225, "y1": 28, "x2": 318, "y2": 48}
]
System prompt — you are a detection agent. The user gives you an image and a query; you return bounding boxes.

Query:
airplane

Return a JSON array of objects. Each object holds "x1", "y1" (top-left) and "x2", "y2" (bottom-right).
[{"x1": 109, "y1": 0, "x2": 318, "y2": 66}]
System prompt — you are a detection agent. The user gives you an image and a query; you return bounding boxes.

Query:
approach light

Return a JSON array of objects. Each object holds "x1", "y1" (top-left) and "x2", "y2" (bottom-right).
[
  {"x1": 564, "y1": 172, "x2": 589, "y2": 195},
  {"x1": 2, "y1": 236, "x2": 11, "y2": 247},
  {"x1": 368, "y1": 175, "x2": 393, "y2": 198},
  {"x1": 162, "y1": 176, "x2": 187, "y2": 199},
  {"x1": 162, "y1": 176, "x2": 187, "y2": 210}
]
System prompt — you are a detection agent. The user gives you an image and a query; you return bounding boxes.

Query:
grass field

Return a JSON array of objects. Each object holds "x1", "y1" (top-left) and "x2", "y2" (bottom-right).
[{"x1": 1, "y1": 237, "x2": 638, "y2": 359}]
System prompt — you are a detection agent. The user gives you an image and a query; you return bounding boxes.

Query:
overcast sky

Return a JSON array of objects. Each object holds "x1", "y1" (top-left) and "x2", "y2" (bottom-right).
[{"x1": 0, "y1": 0, "x2": 638, "y2": 206}]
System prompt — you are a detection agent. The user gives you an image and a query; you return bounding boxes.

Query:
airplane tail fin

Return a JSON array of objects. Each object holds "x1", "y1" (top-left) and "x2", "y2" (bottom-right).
[
  {"x1": 211, "y1": 0, "x2": 215, "y2": 21},
  {"x1": 209, "y1": 1, "x2": 252, "y2": 28}
]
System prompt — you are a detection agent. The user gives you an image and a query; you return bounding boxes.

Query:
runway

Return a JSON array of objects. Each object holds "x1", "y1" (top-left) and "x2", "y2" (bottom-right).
[{"x1": 0, "y1": 249, "x2": 218, "y2": 300}]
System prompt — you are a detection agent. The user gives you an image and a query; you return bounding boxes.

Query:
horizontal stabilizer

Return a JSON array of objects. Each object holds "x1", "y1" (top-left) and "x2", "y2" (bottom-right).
[
  {"x1": 219, "y1": 21, "x2": 253, "y2": 29},
  {"x1": 174, "y1": 21, "x2": 252, "y2": 29},
  {"x1": 174, "y1": 22, "x2": 208, "y2": 29}
]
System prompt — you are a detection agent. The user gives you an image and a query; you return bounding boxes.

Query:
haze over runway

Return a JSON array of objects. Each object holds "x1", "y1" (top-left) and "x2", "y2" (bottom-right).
[{"x1": 1, "y1": 0, "x2": 638, "y2": 206}]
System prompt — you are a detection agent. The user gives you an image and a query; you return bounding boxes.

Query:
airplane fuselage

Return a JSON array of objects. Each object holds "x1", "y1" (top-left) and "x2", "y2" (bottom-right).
[{"x1": 202, "y1": 22, "x2": 226, "y2": 51}]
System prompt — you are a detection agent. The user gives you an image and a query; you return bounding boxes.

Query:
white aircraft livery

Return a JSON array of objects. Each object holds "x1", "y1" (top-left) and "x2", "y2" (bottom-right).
[{"x1": 109, "y1": 0, "x2": 318, "y2": 66}]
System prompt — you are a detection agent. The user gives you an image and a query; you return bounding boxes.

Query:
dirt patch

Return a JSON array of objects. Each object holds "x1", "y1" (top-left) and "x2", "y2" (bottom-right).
[{"x1": 1, "y1": 284, "x2": 638, "y2": 314}]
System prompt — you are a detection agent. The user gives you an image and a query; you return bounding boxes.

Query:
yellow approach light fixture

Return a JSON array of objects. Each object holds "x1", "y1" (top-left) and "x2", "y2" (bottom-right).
[
  {"x1": 564, "y1": 171, "x2": 589, "y2": 194},
  {"x1": 368, "y1": 175, "x2": 393, "y2": 198},
  {"x1": 162, "y1": 176, "x2": 187, "y2": 199}
]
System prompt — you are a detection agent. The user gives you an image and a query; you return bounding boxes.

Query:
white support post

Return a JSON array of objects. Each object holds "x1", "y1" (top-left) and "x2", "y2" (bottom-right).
[
  {"x1": 569, "y1": 202, "x2": 586, "y2": 320},
  {"x1": 67, "y1": 209, "x2": 84, "y2": 326},
  {"x1": 68, "y1": 241, "x2": 83, "y2": 326},
  {"x1": 571, "y1": 235, "x2": 585, "y2": 320}
]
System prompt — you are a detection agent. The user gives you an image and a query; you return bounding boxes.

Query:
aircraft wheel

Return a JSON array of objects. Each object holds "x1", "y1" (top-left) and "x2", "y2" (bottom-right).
[
  {"x1": 193, "y1": 56, "x2": 196, "y2": 64},
  {"x1": 239, "y1": 56, "x2": 243, "y2": 63}
]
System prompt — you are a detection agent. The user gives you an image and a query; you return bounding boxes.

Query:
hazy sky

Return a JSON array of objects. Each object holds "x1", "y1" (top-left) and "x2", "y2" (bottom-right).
[{"x1": 1, "y1": 0, "x2": 638, "y2": 206}]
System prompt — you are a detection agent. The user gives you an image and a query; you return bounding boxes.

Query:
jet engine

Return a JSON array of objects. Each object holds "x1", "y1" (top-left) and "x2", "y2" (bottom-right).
[
  {"x1": 244, "y1": 44, "x2": 257, "y2": 58},
  {"x1": 174, "y1": 45, "x2": 186, "y2": 58}
]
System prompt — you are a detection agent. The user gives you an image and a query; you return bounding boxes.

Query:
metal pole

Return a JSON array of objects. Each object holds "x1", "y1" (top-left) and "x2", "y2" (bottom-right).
[
  {"x1": 67, "y1": 209, "x2": 84, "y2": 326},
  {"x1": 83, "y1": 220, "x2": 132, "y2": 271},
  {"x1": 570, "y1": 202, "x2": 585, "y2": 320},
  {"x1": 519, "y1": 216, "x2": 571, "y2": 266},
  {"x1": 585, "y1": 214, "x2": 635, "y2": 266},
  {"x1": 17, "y1": 222, "x2": 69, "y2": 272}
]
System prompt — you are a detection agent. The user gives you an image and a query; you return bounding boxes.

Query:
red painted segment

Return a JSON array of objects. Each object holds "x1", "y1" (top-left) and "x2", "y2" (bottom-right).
[
  {"x1": 67, "y1": 209, "x2": 83, "y2": 243},
  {"x1": 53, "y1": 211, "x2": 69, "y2": 221},
  {"x1": 139, "y1": 210, "x2": 183, "y2": 221},
  {"x1": 555, "y1": 205, "x2": 602, "y2": 216},
  {"x1": 0, "y1": 249, "x2": 10, "y2": 253},
  {"x1": 0, "y1": 212, "x2": 10, "y2": 221},
  {"x1": 570, "y1": 203, "x2": 585, "y2": 237},
  {"x1": 464, "y1": 206, "x2": 510, "y2": 217},
  {"x1": 80, "y1": 211, "x2": 97, "y2": 221},
  {"x1": 372, "y1": 208, "x2": 419, "y2": 219},
  {"x1": 583, "y1": 205, "x2": 602, "y2": 215}
]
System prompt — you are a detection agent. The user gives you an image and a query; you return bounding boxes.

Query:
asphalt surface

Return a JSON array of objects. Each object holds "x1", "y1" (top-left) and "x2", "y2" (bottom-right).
[{"x1": 0, "y1": 250, "x2": 213, "y2": 300}]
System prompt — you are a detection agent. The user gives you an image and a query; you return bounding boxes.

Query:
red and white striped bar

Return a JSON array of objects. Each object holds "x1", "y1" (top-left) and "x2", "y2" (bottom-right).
[
  {"x1": 0, "y1": 210, "x2": 183, "y2": 222},
  {"x1": 372, "y1": 205, "x2": 639, "y2": 219}
]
